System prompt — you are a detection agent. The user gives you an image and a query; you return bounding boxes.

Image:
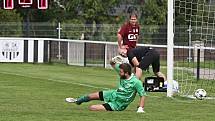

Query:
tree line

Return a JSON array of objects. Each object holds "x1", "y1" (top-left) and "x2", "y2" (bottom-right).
[{"x1": 0, "y1": 0, "x2": 210, "y2": 44}]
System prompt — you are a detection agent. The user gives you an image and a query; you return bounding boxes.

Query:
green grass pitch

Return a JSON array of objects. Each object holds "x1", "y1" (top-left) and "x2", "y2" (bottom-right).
[{"x1": 0, "y1": 63, "x2": 214, "y2": 121}]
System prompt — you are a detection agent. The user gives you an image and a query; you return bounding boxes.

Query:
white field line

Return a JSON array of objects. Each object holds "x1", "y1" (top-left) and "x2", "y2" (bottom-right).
[
  {"x1": 0, "y1": 71, "x2": 109, "y2": 90},
  {"x1": 1, "y1": 71, "x2": 208, "y2": 101},
  {"x1": 0, "y1": 71, "x2": 163, "y2": 98}
]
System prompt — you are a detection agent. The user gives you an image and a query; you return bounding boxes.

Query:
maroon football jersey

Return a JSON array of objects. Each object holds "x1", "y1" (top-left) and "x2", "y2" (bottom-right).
[{"x1": 118, "y1": 22, "x2": 140, "y2": 50}]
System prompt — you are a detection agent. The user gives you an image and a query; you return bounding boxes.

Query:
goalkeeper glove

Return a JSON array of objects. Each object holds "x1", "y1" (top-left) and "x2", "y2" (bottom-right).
[
  {"x1": 137, "y1": 107, "x2": 145, "y2": 113},
  {"x1": 111, "y1": 55, "x2": 123, "y2": 64}
]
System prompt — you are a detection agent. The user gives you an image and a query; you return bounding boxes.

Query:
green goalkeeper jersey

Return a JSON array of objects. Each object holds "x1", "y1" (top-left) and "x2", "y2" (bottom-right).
[{"x1": 103, "y1": 64, "x2": 146, "y2": 111}]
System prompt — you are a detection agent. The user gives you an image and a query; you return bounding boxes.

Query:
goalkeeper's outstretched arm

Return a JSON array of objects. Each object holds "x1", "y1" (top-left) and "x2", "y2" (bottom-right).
[{"x1": 110, "y1": 59, "x2": 120, "y2": 73}]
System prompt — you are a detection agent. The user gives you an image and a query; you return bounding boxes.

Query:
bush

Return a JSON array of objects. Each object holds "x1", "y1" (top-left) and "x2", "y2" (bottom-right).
[
  {"x1": 0, "y1": 10, "x2": 23, "y2": 37},
  {"x1": 61, "y1": 19, "x2": 85, "y2": 39}
]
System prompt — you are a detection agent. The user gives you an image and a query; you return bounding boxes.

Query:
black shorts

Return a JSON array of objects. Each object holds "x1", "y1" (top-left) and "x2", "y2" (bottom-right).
[
  {"x1": 127, "y1": 47, "x2": 160, "y2": 73},
  {"x1": 99, "y1": 91, "x2": 113, "y2": 111}
]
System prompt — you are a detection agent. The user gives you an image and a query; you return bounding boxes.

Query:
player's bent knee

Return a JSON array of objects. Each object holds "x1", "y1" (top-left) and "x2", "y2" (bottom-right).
[
  {"x1": 89, "y1": 105, "x2": 98, "y2": 111},
  {"x1": 89, "y1": 105, "x2": 106, "y2": 111}
]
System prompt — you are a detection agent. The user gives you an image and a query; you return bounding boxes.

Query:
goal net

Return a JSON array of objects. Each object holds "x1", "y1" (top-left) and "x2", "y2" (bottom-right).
[{"x1": 173, "y1": 0, "x2": 215, "y2": 99}]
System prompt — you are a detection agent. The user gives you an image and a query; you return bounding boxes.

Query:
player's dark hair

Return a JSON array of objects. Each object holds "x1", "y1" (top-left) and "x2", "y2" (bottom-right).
[
  {"x1": 119, "y1": 63, "x2": 132, "y2": 75},
  {"x1": 129, "y1": 12, "x2": 138, "y2": 19}
]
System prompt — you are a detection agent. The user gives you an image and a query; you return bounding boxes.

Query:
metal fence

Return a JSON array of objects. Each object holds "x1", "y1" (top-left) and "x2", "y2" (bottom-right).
[
  {"x1": 0, "y1": 22, "x2": 169, "y2": 44},
  {"x1": 1, "y1": 22, "x2": 214, "y2": 48}
]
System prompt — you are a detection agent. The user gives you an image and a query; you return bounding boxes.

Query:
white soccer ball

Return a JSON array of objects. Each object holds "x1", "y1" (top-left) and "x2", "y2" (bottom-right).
[{"x1": 194, "y1": 89, "x2": 207, "y2": 100}]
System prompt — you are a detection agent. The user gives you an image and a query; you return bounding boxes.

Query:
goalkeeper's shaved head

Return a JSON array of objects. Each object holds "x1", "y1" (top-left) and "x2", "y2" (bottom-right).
[{"x1": 119, "y1": 63, "x2": 132, "y2": 75}]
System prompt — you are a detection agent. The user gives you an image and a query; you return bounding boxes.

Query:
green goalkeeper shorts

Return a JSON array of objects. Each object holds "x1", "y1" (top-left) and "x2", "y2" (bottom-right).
[{"x1": 101, "y1": 90, "x2": 128, "y2": 111}]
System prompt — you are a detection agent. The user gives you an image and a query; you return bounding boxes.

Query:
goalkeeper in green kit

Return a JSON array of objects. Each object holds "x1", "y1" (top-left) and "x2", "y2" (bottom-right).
[{"x1": 65, "y1": 59, "x2": 147, "y2": 113}]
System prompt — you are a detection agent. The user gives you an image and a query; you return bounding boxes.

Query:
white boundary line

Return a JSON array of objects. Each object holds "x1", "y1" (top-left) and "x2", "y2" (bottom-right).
[
  {"x1": 0, "y1": 71, "x2": 214, "y2": 101},
  {"x1": 1, "y1": 37, "x2": 215, "y2": 50},
  {"x1": 183, "y1": 95, "x2": 215, "y2": 100},
  {"x1": 0, "y1": 71, "x2": 109, "y2": 90},
  {"x1": 0, "y1": 71, "x2": 170, "y2": 99}
]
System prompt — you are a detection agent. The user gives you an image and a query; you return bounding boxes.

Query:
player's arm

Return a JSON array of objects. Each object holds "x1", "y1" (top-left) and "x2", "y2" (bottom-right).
[
  {"x1": 135, "y1": 34, "x2": 139, "y2": 48},
  {"x1": 117, "y1": 26, "x2": 128, "y2": 50},
  {"x1": 135, "y1": 80, "x2": 147, "y2": 113},
  {"x1": 117, "y1": 33, "x2": 128, "y2": 57},
  {"x1": 110, "y1": 60, "x2": 120, "y2": 72},
  {"x1": 117, "y1": 33, "x2": 123, "y2": 49},
  {"x1": 139, "y1": 96, "x2": 146, "y2": 108},
  {"x1": 117, "y1": 34, "x2": 128, "y2": 49},
  {"x1": 136, "y1": 26, "x2": 140, "y2": 45},
  {"x1": 136, "y1": 35, "x2": 139, "y2": 44},
  {"x1": 136, "y1": 96, "x2": 145, "y2": 113}
]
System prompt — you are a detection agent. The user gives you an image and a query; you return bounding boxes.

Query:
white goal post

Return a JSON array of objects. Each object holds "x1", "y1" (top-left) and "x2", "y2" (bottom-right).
[{"x1": 167, "y1": 0, "x2": 174, "y2": 97}]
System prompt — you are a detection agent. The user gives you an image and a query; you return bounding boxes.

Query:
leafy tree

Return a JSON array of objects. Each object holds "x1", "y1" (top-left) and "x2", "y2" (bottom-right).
[
  {"x1": 139, "y1": 0, "x2": 167, "y2": 44},
  {"x1": 61, "y1": 0, "x2": 120, "y2": 40},
  {"x1": 61, "y1": 19, "x2": 85, "y2": 39},
  {"x1": 0, "y1": 10, "x2": 23, "y2": 36}
]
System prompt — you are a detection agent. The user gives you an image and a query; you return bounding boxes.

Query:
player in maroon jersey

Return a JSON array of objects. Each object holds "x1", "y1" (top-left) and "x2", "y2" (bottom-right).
[{"x1": 117, "y1": 13, "x2": 140, "y2": 57}]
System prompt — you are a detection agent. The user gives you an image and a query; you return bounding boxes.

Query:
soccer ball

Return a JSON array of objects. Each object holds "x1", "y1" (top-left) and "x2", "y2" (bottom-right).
[{"x1": 194, "y1": 89, "x2": 207, "y2": 100}]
